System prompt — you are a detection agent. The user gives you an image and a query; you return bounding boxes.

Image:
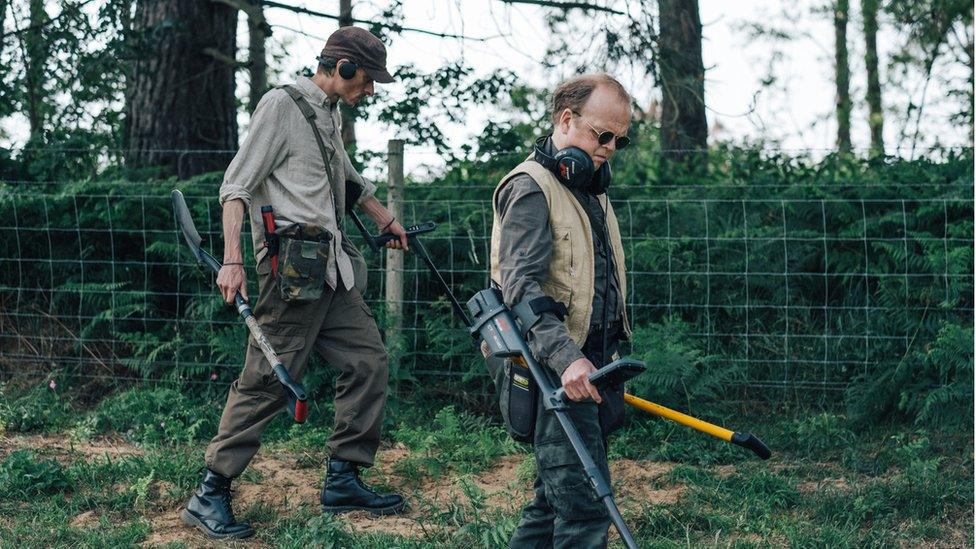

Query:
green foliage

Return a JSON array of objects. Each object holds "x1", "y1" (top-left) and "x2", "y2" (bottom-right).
[
  {"x1": 443, "y1": 477, "x2": 519, "y2": 548},
  {"x1": 0, "y1": 134, "x2": 972, "y2": 425},
  {"x1": 0, "y1": 449, "x2": 71, "y2": 497},
  {"x1": 629, "y1": 316, "x2": 739, "y2": 408},
  {"x1": 0, "y1": 384, "x2": 75, "y2": 433},
  {"x1": 90, "y1": 387, "x2": 219, "y2": 445},
  {"x1": 845, "y1": 322, "x2": 974, "y2": 425},
  {"x1": 393, "y1": 406, "x2": 519, "y2": 478},
  {"x1": 781, "y1": 412, "x2": 857, "y2": 458}
]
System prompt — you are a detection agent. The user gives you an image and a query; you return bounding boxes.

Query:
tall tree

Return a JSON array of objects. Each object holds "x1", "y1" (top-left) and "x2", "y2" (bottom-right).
[
  {"x1": 658, "y1": 0, "x2": 707, "y2": 159},
  {"x1": 127, "y1": 0, "x2": 238, "y2": 178},
  {"x1": 338, "y1": 0, "x2": 357, "y2": 149},
  {"x1": 246, "y1": 0, "x2": 269, "y2": 113},
  {"x1": 20, "y1": 0, "x2": 49, "y2": 141},
  {"x1": 886, "y1": 0, "x2": 973, "y2": 152},
  {"x1": 862, "y1": 0, "x2": 885, "y2": 155},
  {"x1": 834, "y1": 0, "x2": 852, "y2": 152}
]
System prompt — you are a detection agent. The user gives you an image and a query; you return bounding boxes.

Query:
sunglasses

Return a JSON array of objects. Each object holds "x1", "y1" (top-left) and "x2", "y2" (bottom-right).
[{"x1": 571, "y1": 110, "x2": 631, "y2": 150}]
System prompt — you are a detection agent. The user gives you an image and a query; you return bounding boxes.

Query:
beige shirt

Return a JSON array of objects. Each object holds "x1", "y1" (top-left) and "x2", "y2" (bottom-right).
[{"x1": 219, "y1": 76, "x2": 377, "y2": 291}]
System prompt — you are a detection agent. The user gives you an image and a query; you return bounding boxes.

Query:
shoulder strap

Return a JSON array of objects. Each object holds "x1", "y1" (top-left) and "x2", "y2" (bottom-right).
[
  {"x1": 280, "y1": 85, "x2": 333, "y2": 175},
  {"x1": 280, "y1": 85, "x2": 317, "y2": 120},
  {"x1": 279, "y1": 84, "x2": 344, "y2": 229}
]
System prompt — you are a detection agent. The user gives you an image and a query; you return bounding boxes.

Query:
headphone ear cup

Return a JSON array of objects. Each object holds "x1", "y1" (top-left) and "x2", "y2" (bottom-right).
[
  {"x1": 533, "y1": 137, "x2": 558, "y2": 173},
  {"x1": 553, "y1": 147, "x2": 594, "y2": 190},
  {"x1": 338, "y1": 61, "x2": 358, "y2": 80}
]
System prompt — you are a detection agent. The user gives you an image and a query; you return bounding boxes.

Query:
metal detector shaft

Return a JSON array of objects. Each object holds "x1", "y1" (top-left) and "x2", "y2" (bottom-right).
[
  {"x1": 410, "y1": 237, "x2": 470, "y2": 324},
  {"x1": 623, "y1": 393, "x2": 770, "y2": 460},
  {"x1": 171, "y1": 190, "x2": 308, "y2": 423},
  {"x1": 467, "y1": 289, "x2": 639, "y2": 549}
]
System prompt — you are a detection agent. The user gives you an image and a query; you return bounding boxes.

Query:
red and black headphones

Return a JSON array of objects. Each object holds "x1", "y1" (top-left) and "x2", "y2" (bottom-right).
[{"x1": 533, "y1": 135, "x2": 612, "y2": 195}]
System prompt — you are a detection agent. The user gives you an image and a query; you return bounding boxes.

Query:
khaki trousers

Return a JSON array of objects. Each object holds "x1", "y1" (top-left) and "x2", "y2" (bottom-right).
[{"x1": 205, "y1": 259, "x2": 389, "y2": 478}]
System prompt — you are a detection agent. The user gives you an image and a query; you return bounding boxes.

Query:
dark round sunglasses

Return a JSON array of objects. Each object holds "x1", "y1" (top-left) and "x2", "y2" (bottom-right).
[{"x1": 572, "y1": 110, "x2": 631, "y2": 150}]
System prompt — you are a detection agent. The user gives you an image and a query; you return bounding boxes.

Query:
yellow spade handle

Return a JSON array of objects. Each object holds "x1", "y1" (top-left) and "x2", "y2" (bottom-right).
[{"x1": 624, "y1": 392, "x2": 734, "y2": 442}]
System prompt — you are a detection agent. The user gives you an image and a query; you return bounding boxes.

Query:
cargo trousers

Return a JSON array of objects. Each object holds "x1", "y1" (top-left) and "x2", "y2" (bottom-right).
[
  {"x1": 204, "y1": 257, "x2": 389, "y2": 478},
  {"x1": 509, "y1": 329, "x2": 623, "y2": 548}
]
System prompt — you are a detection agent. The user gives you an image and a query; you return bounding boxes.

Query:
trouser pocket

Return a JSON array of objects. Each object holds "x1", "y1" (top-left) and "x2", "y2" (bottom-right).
[{"x1": 536, "y1": 440, "x2": 609, "y2": 520}]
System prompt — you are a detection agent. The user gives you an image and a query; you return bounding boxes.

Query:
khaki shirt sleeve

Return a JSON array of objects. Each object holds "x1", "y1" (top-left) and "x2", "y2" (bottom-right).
[
  {"x1": 219, "y1": 90, "x2": 289, "y2": 209},
  {"x1": 341, "y1": 148, "x2": 377, "y2": 207},
  {"x1": 496, "y1": 174, "x2": 585, "y2": 376}
]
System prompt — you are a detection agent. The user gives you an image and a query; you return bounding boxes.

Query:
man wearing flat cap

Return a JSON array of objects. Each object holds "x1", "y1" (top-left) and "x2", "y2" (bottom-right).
[{"x1": 181, "y1": 26, "x2": 406, "y2": 540}]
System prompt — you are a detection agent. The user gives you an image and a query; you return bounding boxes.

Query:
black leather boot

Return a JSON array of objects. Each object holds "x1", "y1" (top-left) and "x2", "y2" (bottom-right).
[
  {"x1": 320, "y1": 459, "x2": 405, "y2": 515},
  {"x1": 181, "y1": 469, "x2": 254, "y2": 539}
]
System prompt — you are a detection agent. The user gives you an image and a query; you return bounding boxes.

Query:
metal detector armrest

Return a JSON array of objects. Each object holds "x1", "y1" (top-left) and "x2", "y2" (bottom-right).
[{"x1": 554, "y1": 358, "x2": 646, "y2": 403}]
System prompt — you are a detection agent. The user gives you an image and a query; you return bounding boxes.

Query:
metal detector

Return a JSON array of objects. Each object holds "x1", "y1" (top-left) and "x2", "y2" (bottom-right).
[{"x1": 467, "y1": 288, "x2": 642, "y2": 549}]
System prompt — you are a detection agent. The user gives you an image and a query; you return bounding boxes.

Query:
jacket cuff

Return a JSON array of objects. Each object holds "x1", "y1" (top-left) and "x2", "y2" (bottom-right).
[{"x1": 546, "y1": 338, "x2": 585, "y2": 376}]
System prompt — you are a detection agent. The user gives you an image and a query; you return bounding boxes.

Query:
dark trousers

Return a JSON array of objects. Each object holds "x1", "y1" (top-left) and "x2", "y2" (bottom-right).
[
  {"x1": 204, "y1": 259, "x2": 389, "y2": 478},
  {"x1": 509, "y1": 328, "x2": 623, "y2": 548}
]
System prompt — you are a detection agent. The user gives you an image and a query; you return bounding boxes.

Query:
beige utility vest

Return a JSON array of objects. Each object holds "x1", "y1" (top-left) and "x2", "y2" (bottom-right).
[{"x1": 489, "y1": 159, "x2": 632, "y2": 347}]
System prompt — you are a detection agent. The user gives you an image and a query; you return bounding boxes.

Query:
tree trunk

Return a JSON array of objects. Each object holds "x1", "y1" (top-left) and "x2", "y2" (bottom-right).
[
  {"x1": 862, "y1": 0, "x2": 884, "y2": 155},
  {"x1": 658, "y1": 0, "x2": 707, "y2": 162},
  {"x1": 24, "y1": 0, "x2": 49, "y2": 141},
  {"x1": 338, "y1": 0, "x2": 358, "y2": 150},
  {"x1": 247, "y1": 0, "x2": 268, "y2": 113},
  {"x1": 127, "y1": 0, "x2": 238, "y2": 178},
  {"x1": 834, "y1": 0, "x2": 852, "y2": 153}
]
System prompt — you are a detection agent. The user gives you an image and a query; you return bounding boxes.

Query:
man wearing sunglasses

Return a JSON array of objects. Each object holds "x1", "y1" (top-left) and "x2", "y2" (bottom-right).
[{"x1": 489, "y1": 73, "x2": 632, "y2": 547}]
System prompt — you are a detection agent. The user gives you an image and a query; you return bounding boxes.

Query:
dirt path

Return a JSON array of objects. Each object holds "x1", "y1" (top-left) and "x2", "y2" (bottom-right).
[{"x1": 1, "y1": 434, "x2": 685, "y2": 547}]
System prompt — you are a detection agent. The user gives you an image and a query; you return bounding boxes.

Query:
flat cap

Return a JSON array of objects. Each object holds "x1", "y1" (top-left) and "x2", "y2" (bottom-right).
[{"x1": 321, "y1": 27, "x2": 394, "y2": 83}]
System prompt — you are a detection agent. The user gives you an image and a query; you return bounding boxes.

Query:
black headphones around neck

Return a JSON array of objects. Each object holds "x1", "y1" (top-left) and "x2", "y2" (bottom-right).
[{"x1": 533, "y1": 136, "x2": 611, "y2": 195}]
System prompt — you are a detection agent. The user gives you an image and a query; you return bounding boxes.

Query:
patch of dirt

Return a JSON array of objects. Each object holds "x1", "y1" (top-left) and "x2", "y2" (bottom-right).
[
  {"x1": 70, "y1": 510, "x2": 99, "y2": 528},
  {"x1": 6, "y1": 433, "x2": 699, "y2": 544},
  {"x1": 142, "y1": 507, "x2": 268, "y2": 549},
  {"x1": 797, "y1": 477, "x2": 850, "y2": 493},
  {"x1": 611, "y1": 460, "x2": 684, "y2": 507},
  {"x1": 236, "y1": 454, "x2": 321, "y2": 511},
  {"x1": 713, "y1": 464, "x2": 736, "y2": 478},
  {"x1": 0, "y1": 434, "x2": 144, "y2": 463}
]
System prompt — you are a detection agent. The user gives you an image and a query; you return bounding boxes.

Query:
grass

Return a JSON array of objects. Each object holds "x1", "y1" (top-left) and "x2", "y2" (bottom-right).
[{"x1": 0, "y1": 384, "x2": 971, "y2": 548}]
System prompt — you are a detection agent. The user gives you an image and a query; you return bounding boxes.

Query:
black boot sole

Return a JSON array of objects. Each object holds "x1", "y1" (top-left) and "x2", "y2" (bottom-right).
[
  {"x1": 322, "y1": 500, "x2": 406, "y2": 516},
  {"x1": 180, "y1": 508, "x2": 255, "y2": 539}
]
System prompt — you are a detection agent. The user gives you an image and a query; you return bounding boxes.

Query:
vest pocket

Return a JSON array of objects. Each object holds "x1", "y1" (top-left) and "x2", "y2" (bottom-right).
[{"x1": 550, "y1": 226, "x2": 574, "y2": 276}]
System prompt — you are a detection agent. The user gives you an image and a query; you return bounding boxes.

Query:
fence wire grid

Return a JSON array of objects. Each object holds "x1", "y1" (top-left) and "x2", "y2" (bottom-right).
[{"x1": 1, "y1": 158, "x2": 972, "y2": 401}]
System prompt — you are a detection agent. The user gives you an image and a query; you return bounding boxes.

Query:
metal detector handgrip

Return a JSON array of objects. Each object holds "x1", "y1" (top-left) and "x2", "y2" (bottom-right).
[
  {"x1": 376, "y1": 221, "x2": 436, "y2": 247},
  {"x1": 553, "y1": 358, "x2": 647, "y2": 403},
  {"x1": 348, "y1": 210, "x2": 437, "y2": 251}
]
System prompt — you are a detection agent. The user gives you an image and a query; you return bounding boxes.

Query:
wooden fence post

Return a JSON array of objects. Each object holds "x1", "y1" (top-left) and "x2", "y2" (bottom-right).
[{"x1": 385, "y1": 139, "x2": 405, "y2": 345}]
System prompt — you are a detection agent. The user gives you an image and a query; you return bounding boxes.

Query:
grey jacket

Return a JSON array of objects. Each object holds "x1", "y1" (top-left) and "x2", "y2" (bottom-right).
[{"x1": 495, "y1": 173, "x2": 623, "y2": 374}]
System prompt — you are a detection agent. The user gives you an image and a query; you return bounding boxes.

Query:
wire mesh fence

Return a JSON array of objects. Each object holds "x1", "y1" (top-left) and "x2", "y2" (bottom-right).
[{"x1": 1, "y1": 148, "x2": 972, "y2": 402}]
